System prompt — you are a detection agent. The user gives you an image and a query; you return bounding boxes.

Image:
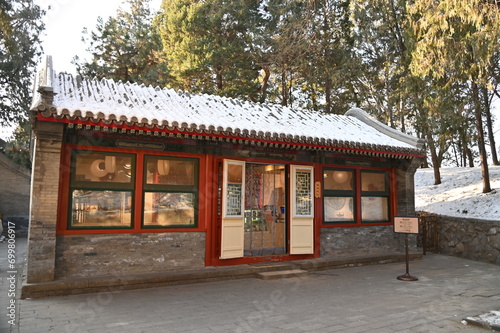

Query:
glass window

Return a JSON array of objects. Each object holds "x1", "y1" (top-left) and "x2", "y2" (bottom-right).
[
  {"x1": 361, "y1": 197, "x2": 388, "y2": 221},
  {"x1": 324, "y1": 170, "x2": 354, "y2": 191},
  {"x1": 224, "y1": 161, "x2": 245, "y2": 217},
  {"x1": 70, "y1": 151, "x2": 135, "y2": 229},
  {"x1": 323, "y1": 169, "x2": 355, "y2": 223},
  {"x1": 143, "y1": 156, "x2": 198, "y2": 228},
  {"x1": 323, "y1": 169, "x2": 391, "y2": 225},
  {"x1": 73, "y1": 153, "x2": 133, "y2": 184},
  {"x1": 143, "y1": 192, "x2": 195, "y2": 226},
  {"x1": 361, "y1": 171, "x2": 389, "y2": 222},
  {"x1": 324, "y1": 197, "x2": 354, "y2": 221},
  {"x1": 67, "y1": 151, "x2": 201, "y2": 231},
  {"x1": 145, "y1": 158, "x2": 195, "y2": 186},
  {"x1": 361, "y1": 172, "x2": 386, "y2": 192},
  {"x1": 71, "y1": 190, "x2": 132, "y2": 227},
  {"x1": 293, "y1": 167, "x2": 313, "y2": 217}
]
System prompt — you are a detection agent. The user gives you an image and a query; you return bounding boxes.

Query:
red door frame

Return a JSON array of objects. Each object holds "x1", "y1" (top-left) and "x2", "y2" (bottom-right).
[{"x1": 206, "y1": 156, "x2": 319, "y2": 267}]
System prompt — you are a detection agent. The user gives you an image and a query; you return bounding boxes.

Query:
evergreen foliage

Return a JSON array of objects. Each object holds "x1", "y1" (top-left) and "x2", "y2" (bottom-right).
[
  {"x1": 73, "y1": 0, "x2": 167, "y2": 86},
  {"x1": 72, "y1": 0, "x2": 500, "y2": 190},
  {"x1": 408, "y1": 0, "x2": 500, "y2": 192},
  {"x1": 0, "y1": 0, "x2": 44, "y2": 125},
  {"x1": 2, "y1": 0, "x2": 499, "y2": 186},
  {"x1": 155, "y1": 0, "x2": 263, "y2": 99},
  {"x1": 0, "y1": 0, "x2": 44, "y2": 169}
]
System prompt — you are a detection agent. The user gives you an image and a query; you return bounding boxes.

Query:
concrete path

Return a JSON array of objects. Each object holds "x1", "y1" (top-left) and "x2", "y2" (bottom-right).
[{"x1": 2, "y1": 237, "x2": 499, "y2": 332}]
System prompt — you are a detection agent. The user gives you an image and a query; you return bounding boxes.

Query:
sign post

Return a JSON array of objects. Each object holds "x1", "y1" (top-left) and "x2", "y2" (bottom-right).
[{"x1": 394, "y1": 216, "x2": 419, "y2": 281}]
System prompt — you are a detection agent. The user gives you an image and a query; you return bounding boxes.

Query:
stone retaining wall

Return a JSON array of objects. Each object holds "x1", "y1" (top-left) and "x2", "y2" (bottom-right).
[
  {"x1": 0, "y1": 152, "x2": 30, "y2": 219},
  {"x1": 434, "y1": 215, "x2": 500, "y2": 265}
]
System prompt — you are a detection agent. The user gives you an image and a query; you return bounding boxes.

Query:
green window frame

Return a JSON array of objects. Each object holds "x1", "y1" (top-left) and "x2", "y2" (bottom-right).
[
  {"x1": 323, "y1": 169, "x2": 356, "y2": 224},
  {"x1": 69, "y1": 150, "x2": 136, "y2": 229},
  {"x1": 360, "y1": 171, "x2": 390, "y2": 223},
  {"x1": 142, "y1": 155, "x2": 199, "y2": 228},
  {"x1": 322, "y1": 168, "x2": 391, "y2": 225}
]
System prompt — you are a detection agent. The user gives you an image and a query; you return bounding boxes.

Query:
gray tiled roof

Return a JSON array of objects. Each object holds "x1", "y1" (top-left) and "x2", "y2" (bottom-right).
[{"x1": 31, "y1": 56, "x2": 425, "y2": 157}]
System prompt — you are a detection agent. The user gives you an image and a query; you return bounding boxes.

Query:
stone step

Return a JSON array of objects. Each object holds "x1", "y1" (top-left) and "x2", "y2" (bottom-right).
[{"x1": 257, "y1": 269, "x2": 308, "y2": 280}]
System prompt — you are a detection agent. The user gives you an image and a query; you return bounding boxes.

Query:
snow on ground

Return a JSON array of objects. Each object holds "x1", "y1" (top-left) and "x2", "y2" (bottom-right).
[
  {"x1": 415, "y1": 165, "x2": 500, "y2": 221},
  {"x1": 464, "y1": 310, "x2": 500, "y2": 330},
  {"x1": 415, "y1": 165, "x2": 500, "y2": 329}
]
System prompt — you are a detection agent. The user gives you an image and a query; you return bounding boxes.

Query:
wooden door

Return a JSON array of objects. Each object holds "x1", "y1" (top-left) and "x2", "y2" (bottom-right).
[
  {"x1": 220, "y1": 160, "x2": 245, "y2": 259},
  {"x1": 289, "y1": 165, "x2": 314, "y2": 254}
]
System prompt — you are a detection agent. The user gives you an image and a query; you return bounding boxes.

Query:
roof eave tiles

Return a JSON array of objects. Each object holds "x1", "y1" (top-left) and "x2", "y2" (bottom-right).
[{"x1": 31, "y1": 55, "x2": 426, "y2": 159}]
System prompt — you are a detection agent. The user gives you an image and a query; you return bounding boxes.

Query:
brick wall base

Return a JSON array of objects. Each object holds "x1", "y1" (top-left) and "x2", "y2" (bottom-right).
[
  {"x1": 320, "y1": 226, "x2": 417, "y2": 258},
  {"x1": 26, "y1": 122, "x2": 64, "y2": 283},
  {"x1": 55, "y1": 232, "x2": 206, "y2": 279}
]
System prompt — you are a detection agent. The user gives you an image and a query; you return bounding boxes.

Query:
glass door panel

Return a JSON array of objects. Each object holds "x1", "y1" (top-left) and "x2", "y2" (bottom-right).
[{"x1": 244, "y1": 163, "x2": 286, "y2": 256}]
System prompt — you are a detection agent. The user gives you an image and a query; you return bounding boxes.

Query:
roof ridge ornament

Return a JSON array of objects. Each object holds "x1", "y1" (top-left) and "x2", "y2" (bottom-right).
[
  {"x1": 31, "y1": 55, "x2": 57, "y2": 109},
  {"x1": 345, "y1": 108, "x2": 426, "y2": 150}
]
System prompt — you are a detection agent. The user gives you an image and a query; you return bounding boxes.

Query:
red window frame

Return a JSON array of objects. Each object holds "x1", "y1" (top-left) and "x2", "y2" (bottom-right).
[
  {"x1": 57, "y1": 143, "x2": 208, "y2": 235},
  {"x1": 320, "y1": 166, "x2": 397, "y2": 228}
]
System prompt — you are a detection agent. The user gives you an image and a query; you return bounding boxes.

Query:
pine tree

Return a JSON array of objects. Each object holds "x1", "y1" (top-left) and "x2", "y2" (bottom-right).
[
  {"x1": 408, "y1": 0, "x2": 500, "y2": 193},
  {"x1": 155, "y1": 0, "x2": 263, "y2": 100},
  {"x1": 351, "y1": 0, "x2": 410, "y2": 128},
  {"x1": 0, "y1": 0, "x2": 44, "y2": 125},
  {"x1": 74, "y1": 0, "x2": 167, "y2": 86}
]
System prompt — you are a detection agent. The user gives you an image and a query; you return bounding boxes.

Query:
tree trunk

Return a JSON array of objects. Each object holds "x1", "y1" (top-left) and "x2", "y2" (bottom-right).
[
  {"x1": 421, "y1": 139, "x2": 429, "y2": 168},
  {"x1": 482, "y1": 86, "x2": 500, "y2": 165},
  {"x1": 309, "y1": 82, "x2": 318, "y2": 111},
  {"x1": 281, "y1": 70, "x2": 288, "y2": 106},
  {"x1": 215, "y1": 71, "x2": 223, "y2": 92},
  {"x1": 471, "y1": 81, "x2": 492, "y2": 193},
  {"x1": 425, "y1": 130, "x2": 441, "y2": 185},
  {"x1": 388, "y1": 104, "x2": 395, "y2": 129},
  {"x1": 259, "y1": 66, "x2": 270, "y2": 103},
  {"x1": 451, "y1": 141, "x2": 460, "y2": 167},
  {"x1": 325, "y1": 77, "x2": 332, "y2": 113},
  {"x1": 466, "y1": 147, "x2": 475, "y2": 167},
  {"x1": 458, "y1": 125, "x2": 474, "y2": 167}
]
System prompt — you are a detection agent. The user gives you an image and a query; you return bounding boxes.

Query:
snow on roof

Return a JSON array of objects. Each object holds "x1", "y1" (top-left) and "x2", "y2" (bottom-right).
[{"x1": 31, "y1": 56, "x2": 425, "y2": 157}]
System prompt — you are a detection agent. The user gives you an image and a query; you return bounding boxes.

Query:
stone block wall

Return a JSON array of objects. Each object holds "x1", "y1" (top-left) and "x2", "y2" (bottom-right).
[
  {"x1": 395, "y1": 158, "x2": 421, "y2": 217},
  {"x1": 55, "y1": 232, "x2": 206, "y2": 279},
  {"x1": 436, "y1": 215, "x2": 500, "y2": 265},
  {"x1": 320, "y1": 225, "x2": 416, "y2": 258},
  {"x1": 0, "y1": 153, "x2": 30, "y2": 219},
  {"x1": 26, "y1": 122, "x2": 64, "y2": 283}
]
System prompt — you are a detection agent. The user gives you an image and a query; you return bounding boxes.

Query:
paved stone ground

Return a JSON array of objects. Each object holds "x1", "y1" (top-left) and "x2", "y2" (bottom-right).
[{"x1": 2, "y1": 237, "x2": 499, "y2": 332}]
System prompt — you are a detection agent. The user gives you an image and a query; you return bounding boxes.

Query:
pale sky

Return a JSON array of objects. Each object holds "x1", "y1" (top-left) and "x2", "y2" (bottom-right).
[
  {"x1": 37, "y1": 0, "x2": 162, "y2": 74},
  {"x1": 0, "y1": 0, "x2": 161, "y2": 139}
]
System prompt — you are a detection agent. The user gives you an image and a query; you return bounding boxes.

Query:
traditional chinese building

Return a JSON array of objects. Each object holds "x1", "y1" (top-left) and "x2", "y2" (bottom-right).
[{"x1": 25, "y1": 56, "x2": 424, "y2": 289}]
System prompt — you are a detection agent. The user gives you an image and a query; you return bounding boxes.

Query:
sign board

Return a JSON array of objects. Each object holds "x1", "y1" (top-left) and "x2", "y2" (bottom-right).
[
  {"x1": 394, "y1": 216, "x2": 419, "y2": 234},
  {"x1": 314, "y1": 181, "x2": 321, "y2": 199}
]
